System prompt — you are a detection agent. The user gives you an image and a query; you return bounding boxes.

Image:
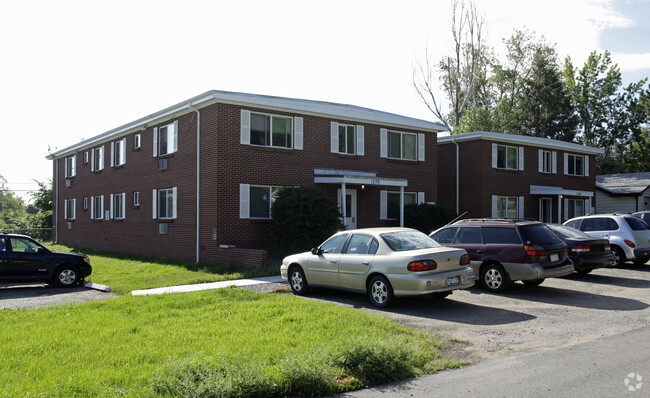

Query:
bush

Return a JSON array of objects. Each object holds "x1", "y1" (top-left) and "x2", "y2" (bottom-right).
[
  {"x1": 404, "y1": 203, "x2": 458, "y2": 234},
  {"x1": 270, "y1": 187, "x2": 343, "y2": 255}
]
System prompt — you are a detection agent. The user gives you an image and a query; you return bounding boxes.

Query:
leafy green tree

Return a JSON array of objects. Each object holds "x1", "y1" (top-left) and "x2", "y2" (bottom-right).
[
  {"x1": 270, "y1": 187, "x2": 343, "y2": 255},
  {"x1": 0, "y1": 174, "x2": 27, "y2": 230}
]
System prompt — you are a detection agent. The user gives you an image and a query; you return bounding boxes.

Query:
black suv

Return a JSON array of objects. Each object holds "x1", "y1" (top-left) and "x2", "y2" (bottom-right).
[
  {"x1": 430, "y1": 219, "x2": 574, "y2": 292},
  {"x1": 0, "y1": 233, "x2": 91, "y2": 287}
]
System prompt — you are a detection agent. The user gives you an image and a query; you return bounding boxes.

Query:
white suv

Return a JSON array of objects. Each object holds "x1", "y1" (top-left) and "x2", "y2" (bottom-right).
[{"x1": 564, "y1": 214, "x2": 650, "y2": 267}]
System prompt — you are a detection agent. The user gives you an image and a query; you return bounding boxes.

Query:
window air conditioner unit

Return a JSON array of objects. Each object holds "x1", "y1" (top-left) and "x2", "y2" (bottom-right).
[
  {"x1": 65, "y1": 179, "x2": 72, "y2": 187},
  {"x1": 157, "y1": 159, "x2": 168, "y2": 170}
]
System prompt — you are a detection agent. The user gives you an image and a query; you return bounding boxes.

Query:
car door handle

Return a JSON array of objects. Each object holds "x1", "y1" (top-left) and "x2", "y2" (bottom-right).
[
  {"x1": 362, "y1": 261, "x2": 370, "y2": 265},
  {"x1": 330, "y1": 260, "x2": 337, "y2": 263},
  {"x1": 476, "y1": 250, "x2": 483, "y2": 254}
]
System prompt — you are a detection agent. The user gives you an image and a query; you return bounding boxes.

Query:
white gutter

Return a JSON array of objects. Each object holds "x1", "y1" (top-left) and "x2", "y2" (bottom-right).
[
  {"x1": 53, "y1": 159, "x2": 58, "y2": 243},
  {"x1": 188, "y1": 103, "x2": 201, "y2": 264}
]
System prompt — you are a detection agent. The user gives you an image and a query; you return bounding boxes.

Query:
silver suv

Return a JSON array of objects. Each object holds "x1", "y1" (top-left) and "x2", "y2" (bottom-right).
[{"x1": 564, "y1": 214, "x2": 650, "y2": 266}]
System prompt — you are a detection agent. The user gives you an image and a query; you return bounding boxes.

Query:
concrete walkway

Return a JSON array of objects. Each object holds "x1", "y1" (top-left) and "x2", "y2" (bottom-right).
[{"x1": 131, "y1": 275, "x2": 285, "y2": 296}]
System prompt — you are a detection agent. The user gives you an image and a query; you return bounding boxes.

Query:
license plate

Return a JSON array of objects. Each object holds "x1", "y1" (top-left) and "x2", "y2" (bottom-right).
[
  {"x1": 447, "y1": 277, "x2": 459, "y2": 287},
  {"x1": 550, "y1": 253, "x2": 559, "y2": 262}
]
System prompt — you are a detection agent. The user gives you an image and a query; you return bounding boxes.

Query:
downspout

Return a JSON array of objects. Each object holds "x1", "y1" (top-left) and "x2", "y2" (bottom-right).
[
  {"x1": 451, "y1": 135, "x2": 459, "y2": 214},
  {"x1": 188, "y1": 103, "x2": 200, "y2": 263},
  {"x1": 54, "y1": 158, "x2": 59, "y2": 243}
]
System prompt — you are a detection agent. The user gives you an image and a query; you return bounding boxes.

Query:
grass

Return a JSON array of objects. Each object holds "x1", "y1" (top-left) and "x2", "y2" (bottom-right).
[{"x1": 0, "y1": 245, "x2": 467, "y2": 397}]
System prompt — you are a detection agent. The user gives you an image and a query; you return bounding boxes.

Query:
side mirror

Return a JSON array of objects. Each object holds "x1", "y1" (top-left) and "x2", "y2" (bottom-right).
[
  {"x1": 311, "y1": 247, "x2": 322, "y2": 255},
  {"x1": 37, "y1": 247, "x2": 48, "y2": 254}
]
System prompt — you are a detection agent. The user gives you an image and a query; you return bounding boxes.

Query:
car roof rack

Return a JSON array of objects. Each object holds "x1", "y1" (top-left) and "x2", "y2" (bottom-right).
[{"x1": 456, "y1": 218, "x2": 538, "y2": 223}]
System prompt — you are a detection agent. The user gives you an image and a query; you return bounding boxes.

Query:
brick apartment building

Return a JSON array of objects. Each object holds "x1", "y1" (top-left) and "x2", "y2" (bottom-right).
[
  {"x1": 437, "y1": 132, "x2": 603, "y2": 223},
  {"x1": 47, "y1": 90, "x2": 446, "y2": 266}
]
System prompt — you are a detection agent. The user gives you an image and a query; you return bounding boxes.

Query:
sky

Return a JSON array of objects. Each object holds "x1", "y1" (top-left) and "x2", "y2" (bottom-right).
[{"x1": 1, "y1": 0, "x2": 649, "y2": 202}]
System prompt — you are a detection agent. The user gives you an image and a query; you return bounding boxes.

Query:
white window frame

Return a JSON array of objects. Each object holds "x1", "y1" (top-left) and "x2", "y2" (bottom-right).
[
  {"x1": 110, "y1": 193, "x2": 126, "y2": 220},
  {"x1": 152, "y1": 188, "x2": 177, "y2": 220},
  {"x1": 64, "y1": 198, "x2": 76, "y2": 220},
  {"x1": 64, "y1": 156, "x2": 76, "y2": 178},
  {"x1": 381, "y1": 191, "x2": 420, "y2": 220},
  {"x1": 133, "y1": 191, "x2": 140, "y2": 207},
  {"x1": 565, "y1": 198, "x2": 586, "y2": 220},
  {"x1": 134, "y1": 133, "x2": 141, "y2": 149},
  {"x1": 240, "y1": 110, "x2": 299, "y2": 150},
  {"x1": 564, "y1": 153, "x2": 588, "y2": 176},
  {"x1": 153, "y1": 121, "x2": 178, "y2": 157},
  {"x1": 83, "y1": 151, "x2": 89, "y2": 164},
  {"x1": 91, "y1": 146, "x2": 104, "y2": 172},
  {"x1": 491, "y1": 195, "x2": 524, "y2": 219},
  {"x1": 239, "y1": 184, "x2": 281, "y2": 219},
  {"x1": 90, "y1": 195, "x2": 104, "y2": 220},
  {"x1": 538, "y1": 149, "x2": 557, "y2": 174},
  {"x1": 330, "y1": 122, "x2": 365, "y2": 156},
  {"x1": 492, "y1": 144, "x2": 524, "y2": 171},
  {"x1": 83, "y1": 197, "x2": 88, "y2": 210},
  {"x1": 111, "y1": 138, "x2": 127, "y2": 167}
]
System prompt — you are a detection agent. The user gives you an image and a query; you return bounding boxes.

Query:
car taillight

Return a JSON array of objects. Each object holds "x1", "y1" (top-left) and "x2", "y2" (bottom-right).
[
  {"x1": 524, "y1": 245, "x2": 547, "y2": 256},
  {"x1": 572, "y1": 245, "x2": 590, "y2": 253},
  {"x1": 605, "y1": 244, "x2": 611, "y2": 251},
  {"x1": 459, "y1": 254, "x2": 470, "y2": 265},
  {"x1": 625, "y1": 240, "x2": 636, "y2": 248},
  {"x1": 408, "y1": 260, "x2": 438, "y2": 271}
]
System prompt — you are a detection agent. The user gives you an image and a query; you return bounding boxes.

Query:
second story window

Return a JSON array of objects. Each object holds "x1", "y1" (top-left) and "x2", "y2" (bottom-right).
[
  {"x1": 565, "y1": 154, "x2": 587, "y2": 176},
  {"x1": 251, "y1": 113, "x2": 293, "y2": 148},
  {"x1": 388, "y1": 131, "x2": 417, "y2": 160},
  {"x1": 91, "y1": 146, "x2": 104, "y2": 172},
  {"x1": 492, "y1": 143, "x2": 523, "y2": 171},
  {"x1": 134, "y1": 134, "x2": 141, "y2": 150},
  {"x1": 538, "y1": 150, "x2": 556, "y2": 173},
  {"x1": 64, "y1": 155, "x2": 76, "y2": 178},
  {"x1": 90, "y1": 195, "x2": 104, "y2": 220},
  {"x1": 111, "y1": 138, "x2": 126, "y2": 167},
  {"x1": 330, "y1": 122, "x2": 364, "y2": 156},
  {"x1": 154, "y1": 121, "x2": 178, "y2": 157}
]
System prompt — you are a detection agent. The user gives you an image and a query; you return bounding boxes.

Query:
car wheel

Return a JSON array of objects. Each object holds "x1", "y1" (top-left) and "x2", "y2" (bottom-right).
[
  {"x1": 575, "y1": 268, "x2": 593, "y2": 275},
  {"x1": 480, "y1": 263, "x2": 510, "y2": 293},
  {"x1": 367, "y1": 275, "x2": 395, "y2": 308},
  {"x1": 53, "y1": 265, "x2": 80, "y2": 288},
  {"x1": 611, "y1": 247, "x2": 625, "y2": 267},
  {"x1": 523, "y1": 278, "x2": 545, "y2": 286},
  {"x1": 288, "y1": 266, "x2": 309, "y2": 296}
]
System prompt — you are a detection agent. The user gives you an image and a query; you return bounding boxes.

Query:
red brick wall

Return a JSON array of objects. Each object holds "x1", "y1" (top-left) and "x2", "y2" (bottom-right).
[
  {"x1": 437, "y1": 139, "x2": 598, "y2": 220},
  {"x1": 54, "y1": 101, "x2": 439, "y2": 265}
]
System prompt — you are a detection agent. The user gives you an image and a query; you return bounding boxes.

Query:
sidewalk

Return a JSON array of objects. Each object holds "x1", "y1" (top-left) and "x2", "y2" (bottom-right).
[{"x1": 131, "y1": 275, "x2": 285, "y2": 296}]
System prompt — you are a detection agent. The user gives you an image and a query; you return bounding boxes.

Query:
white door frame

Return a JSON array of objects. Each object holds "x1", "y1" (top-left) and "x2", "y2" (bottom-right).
[
  {"x1": 539, "y1": 197, "x2": 552, "y2": 223},
  {"x1": 338, "y1": 188, "x2": 357, "y2": 230}
]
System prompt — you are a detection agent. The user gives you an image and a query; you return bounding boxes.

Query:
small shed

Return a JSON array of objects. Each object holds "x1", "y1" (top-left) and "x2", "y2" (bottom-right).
[{"x1": 596, "y1": 172, "x2": 650, "y2": 213}]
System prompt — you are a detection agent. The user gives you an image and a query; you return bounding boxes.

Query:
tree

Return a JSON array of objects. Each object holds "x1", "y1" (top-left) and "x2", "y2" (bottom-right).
[
  {"x1": 413, "y1": 0, "x2": 486, "y2": 128},
  {"x1": 0, "y1": 174, "x2": 27, "y2": 230},
  {"x1": 270, "y1": 187, "x2": 343, "y2": 255},
  {"x1": 622, "y1": 84, "x2": 650, "y2": 172}
]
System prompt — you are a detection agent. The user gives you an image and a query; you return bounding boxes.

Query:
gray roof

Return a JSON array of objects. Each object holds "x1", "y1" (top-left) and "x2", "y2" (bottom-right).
[
  {"x1": 596, "y1": 172, "x2": 650, "y2": 195},
  {"x1": 48, "y1": 90, "x2": 449, "y2": 159}
]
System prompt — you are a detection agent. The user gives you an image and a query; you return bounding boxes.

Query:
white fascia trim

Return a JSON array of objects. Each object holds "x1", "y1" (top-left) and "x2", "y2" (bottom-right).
[
  {"x1": 438, "y1": 131, "x2": 604, "y2": 155},
  {"x1": 314, "y1": 169, "x2": 377, "y2": 178},
  {"x1": 530, "y1": 185, "x2": 594, "y2": 197},
  {"x1": 48, "y1": 90, "x2": 446, "y2": 160},
  {"x1": 315, "y1": 175, "x2": 408, "y2": 187}
]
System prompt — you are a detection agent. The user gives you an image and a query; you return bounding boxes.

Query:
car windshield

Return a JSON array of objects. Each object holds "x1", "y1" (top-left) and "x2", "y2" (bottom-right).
[
  {"x1": 625, "y1": 217, "x2": 649, "y2": 231},
  {"x1": 548, "y1": 225, "x2": 591, "y2": 239},
  {"x1": 381, "y1": 231, "x2": 440, "y2": 252},
  {"x1": 519, "y1": 224, "x2": 563, "y2": 245}
]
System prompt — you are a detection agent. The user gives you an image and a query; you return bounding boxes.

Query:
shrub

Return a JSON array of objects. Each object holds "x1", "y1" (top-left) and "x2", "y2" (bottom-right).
[
  {"x1": 404, "y1": 203, "x2": 458, "y2": 234},
  {"x1": 270, "y1": 187, "x2": 343, "y2": 255}
]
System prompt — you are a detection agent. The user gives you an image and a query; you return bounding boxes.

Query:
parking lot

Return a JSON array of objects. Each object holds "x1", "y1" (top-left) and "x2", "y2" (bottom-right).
[{"x1": 297, "y1": 263, "x2": 650, "y2": 362}]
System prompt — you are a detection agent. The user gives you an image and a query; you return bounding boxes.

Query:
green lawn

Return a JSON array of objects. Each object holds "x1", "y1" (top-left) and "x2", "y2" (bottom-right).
[{"x1": 0, "y1": 246, "x2": 466, "y2": 397}]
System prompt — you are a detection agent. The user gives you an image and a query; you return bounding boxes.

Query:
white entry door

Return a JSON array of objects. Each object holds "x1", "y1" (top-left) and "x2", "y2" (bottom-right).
[{"x1": 338, "y1": 189, "x2": 357, "y2": 230}]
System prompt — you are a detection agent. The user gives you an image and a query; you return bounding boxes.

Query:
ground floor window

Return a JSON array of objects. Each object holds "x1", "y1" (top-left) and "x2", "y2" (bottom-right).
[
  {"x1": 566, "y1": 198, "x2": 585, "y2": 220},
  {"x1": 240, "y1": 184, "x2": 281, "y2": 219},
  {"x1": 386, "y1": 192, "x2": 417, "y2": 220},
  {"x1": 493, "y1": 195, "x2": 523, "y2": 219},
  {"x1": 153, "y1": 188, "x2": 177, "y2": 219},
  {"x1": 111, "y1": 193, "x2": 126, "y2": 219},
  {"x1": 91, "y1": 195, "x2": 104, "y2": 220}
]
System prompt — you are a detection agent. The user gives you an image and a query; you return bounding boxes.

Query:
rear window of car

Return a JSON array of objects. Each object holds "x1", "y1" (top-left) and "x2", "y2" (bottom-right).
[
  {"x1": 430, "y1": 227, "x2": 458, "y2": 244},
  {"x1": 518, "y1": 224, "x2": 563, "y2": 245},
  {"x1": 381, "y1": 231, "x2": 440, "y2": 252},
  {"x1": 625, "y1": 216, "x2": 649, "y2": 231},
  {"x1": 482, "y1": 227, "x2": 522, "y2": 244}
]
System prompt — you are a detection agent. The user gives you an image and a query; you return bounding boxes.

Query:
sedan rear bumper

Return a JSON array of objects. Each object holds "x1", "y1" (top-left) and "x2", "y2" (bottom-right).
[
  {"x1": 389, "y1": 266, "x2": 476, "y2": 297},
  {"x1": 571, "y1": 253, "x2": 614, "y2": 270}
]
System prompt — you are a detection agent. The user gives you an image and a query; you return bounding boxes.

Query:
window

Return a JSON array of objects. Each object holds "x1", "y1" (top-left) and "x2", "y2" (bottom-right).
[
  {"x1": 331, "y1": 122, "x2": 364, "y2": 155},
  {"x1": 64, "y1": 156, "x2": 76, "y2": 178},
  {"x1": 345, "y1": 234, "x2": 379, "y2": 255},
  {"x1": 91, "y1": 146, "x2": 104, "y2": 172},
  {"x1": 83, "y1": 152, "x2": 89, "y2": 164},
  {"x1": 387, "y1": 192, "x2": 417, "y2": 220},
  {"x1": 454, "y1": 227, "x2": 483, "y2": 244},
  {"x1": 133, "y1": 191, "x2": 140, "y2": 207},
  {"x1": 83, "y1": 197, "x2": 88, "y2": 210},
  {"x1": 339, "y1": 124, "x2": 355, "y2": 154},
  {"x1": 111, "y1": 193, "x2": 126, "y2": 219},
  {"x1": 134, "y1": 134, "x2": 141, "y2": 149},
  {"x1": 566, "y1": 154, "x2": 585, "y2": 176},
  {"x1": 538, "y1": 150, "x2": 556, "y2": 173},
  {"x1": 430, "y1": 227, "x2": 459, "y2": 244},
  {"x1": 388, "y1": 130, "x2": 417, "y2": 160},
  {"x1": 90, "y1": 195, "x2": 104, "y2": 220},
  {"x1": 250, "y1": 113, "x2": 293, "y2": 148},
  {"x1": 153, "y1": 188, "x2": 177, "y2": 220},
  {"x1": 481, "y1": 227, "x2": 522, "y2": 244},
  {"x1": 64, "y1": 199, "x2": 76, "y2": 220},
  {"x1": 496, "y1": 144, "x2": 519, "y2": 170},
  {"x1": 493, "y1": 195, "x2": 522, "y2": 219},
  {"x1": 566, "y1": 199, "x2": 585, "y2": 220},
  {"x1": 154, "y1": 121, "x2": 178, "y2": 157},
  {"x1": 250, "y1": 186, "x2": 280, "y2": 218},
  {"x1": 111, "y1": 138, "x2": 126, "y2": 167},
  {"x1": 320, "y1": 233, "x2": 349, "y2": 254}
]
